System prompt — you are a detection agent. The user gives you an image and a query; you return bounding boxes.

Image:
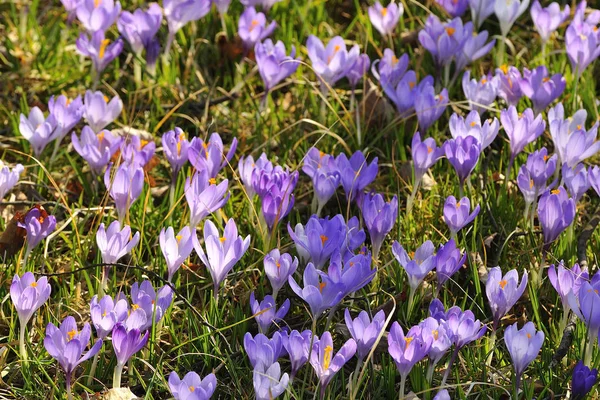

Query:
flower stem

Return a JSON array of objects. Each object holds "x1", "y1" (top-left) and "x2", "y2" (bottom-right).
[
  {"x1": 300, "y1": 317, "x2": 318, "y2": 398},
  {"x1": 441, "y1": 347, "x2": 459, "y2": 386},
  {"x1": 399, "y1": 374, "x2": 406, "y2": 400},
  {"x1": 485, "y1": 327, "x2": 497, "y2": 367},
  {"x1": 113, "y1": 363, "x2": 124, "y2": 389},
  {"x1": 19, "y1": 320, "x2": 28, "y2": 366},
  {"x1": 66, "y1": 373, "x2": 73, "y2": 400},
  {"x1": 406, "y1": 178, "x2": 421, "y2": 216},
  {"x1": 406, "y1": 287, "x2": 416, "y2": 320},
  {"x1": 514, "y1": 372, "x2": 521, "y2": 400}
]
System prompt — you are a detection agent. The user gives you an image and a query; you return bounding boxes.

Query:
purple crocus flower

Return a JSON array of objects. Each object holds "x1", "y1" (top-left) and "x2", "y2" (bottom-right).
[
  {"x1": 238, "y1": 153, "x2": 271, "y2": 198},
  {"x1": 72, "y1": 127, "x2": 121, "y2": 175},
  {"x1": 213, "y1": 0, "x2": 231, "y2": 14},
  {"x1": 455, "y1": 27, "x2": 495, "y2": 72},
  {"x1": 302, "y1": 148, "x2": 341, "y2": 215},
  {"x1": 443, "y1": 195, "x2": 480, "y2": 236},
  {"x1": 11, "y1": 272, "x2": 51, "y2": 328},
  {"x1": 392, "y1": 240, "x2": 436, "y2": 293},
  {"x1": 83, "y1": 91, "x2": 123, "y2": 133},
  {"x1": 436, "y1": 0, "x2": 468, "y2": 17},
  {"x1": 259, "y1": 169, "x2": 298, "y2": 230},
  {"x1": 0, "y1": 163, "x2": 24, "y2": 201},
  {"x1": 250, "y1": 292, "x2": 290, "y2": 333},
  {"x1": 119, "y1": 135, "x2": 156, "y2": 168},
  {"x1": 168, "y1": 371, "x2": 217, "y2": 400},
  {"x1": 44, "y1": 317, "x2": 103, "y2": 395},
  {"x1": 20, "y1": 206, "x2": 57, "y2": 255},
  {"x1": 76, "y1": 0, "x2": 121, "y2": 32},
  {"x1": 420, "y1": 317, "x2": 452, "y2": 370},
  {"x1": 255, "y1": 39, "x2": 300, "y2": 93},
  {"x1": 520, "y1": 66, "x2": 566, "y2": 114},
  {"x1": 548, "y1": 262, "x2": 588, "y2": 317},
  {"x1": 344, "y1": 308, "x2": 386, "y2": 360},
  {"x1": 117, "y1": 4, "x2": 162, "y2": 56},
  {"x1": 563, "y1": 163, "x2": 591, "y2": 203},
  {"x1": 435, "y1": 239, "x2": 466, "y2": 290},
  {"x1": 572, "y1": 361, "x2": 598, "y2": 400},
  {"x1": 160, "y1": 225, "x2": 194, "y2": 282},
  {"x1": 530, "y1": 1, "x2": 570, "y2": 43},
  {"x1": 468, "y1": 0, "x2": 495, "y2": 28},
  {"x1": 188, "y1": 133, "x2": 237, "y2": 179},
  {"x1": 184, "y1": 169, "x2": 230, "y2": 228},
  {"x1": 128, "y1": 281, "x2": 173, "y2": 331},
  {"x1": 368, "y1": 1, "x2": 403, "y2": 37},
  {"x1": 537, "y1": 187, "x2": 576, "y2": 245},
  {"x1": 485, "y1": 266, "x2": 528, "y2": 330},
  {"x1": 445, "y1": 308, "x2": 486, "y2": 349},
  {"x1": 104, "y1": 162, "x2": 145, "y2": 222},
  {"x1": 238, "y1": 7, "x2": 276, "y2": 50},
  {"x1": 516, "y1": 148, "x2": 557, "y2": 210},
  {"x1": 411, "y1": 132, "x2": 443, "y2": 187},
  {"x1": 76, "y1": 30, "x2": 124, "y2": 76},
  {"x1": 418, "y1": 15, "x2": 469, "y2": 67},
  {"x1": 96, "y1": 220, "x2": 140, "y2": 266},
  {"x1": 281, "y1": 329, "x2": 312, "y2": 380},
  {"x1": 568, "y1": 274, "x2": 600, "y2": 344},
  {"x1": 504, "y1": 321, "x2": 544, "y2": 386},
  {"x1": 500, "y1": 106, "x2": 546, "y2": 165},
  {"x1": 591, "y1": 166, "x2": 600, "y2": 198},
  {"x1": 288, "y1": 214, "x2": 347, "y2": 269},
  {"x1": 162, "y1": 127, "x2": 189, "y2": 179},
  {"x1": 264, "y1": 249, "x2": 299, "y2": 299},
  {"x1": 359, "y1": 192, "x2": 398, "y2": 259},
  {"x1": 388, "y1": 322, "x2": 432, "y2": 394},
  {"x1": 386, "y1": 71, "x2": 425, "y2": 116},
  {"x1": 494, "y1": 0, "x2": 530, "y2": 37},
  {"x1": 449, "y1": 111, "x2": 499, "y2": 150},
  {"x1": 244, "y1": 331, "x2": 283, "y2": 369},
  {"x1": 163, "y1": 0, "x2": 211, "y2": 53},
  {"x1": 495, "y1": 65, "x2": 524, "y2": 106},
  {"x1": 48, "y1": 95, "x2": 83, "y2": 142},
  {"x1": 346, "y1": 53, "x2": 370, "y2": 89},
  {"x1": 335, "y1": 150, "x2": 378, "y2": 202},
  {"x1": 414, "y1": 77, "x2": 448, "y2": 133},
  {"x1": 90, "y1": 294, "x2": 128, "y2": 339},
  {"x1": 61, "y1": 0, "x2": 81, "y2": 23},
  {"x1": 240, "y1": 0, "x2": 282, "y2": 11},
  {"x1": 111, "y1": 322, "x2": 149, "y2": 387},
  {"x1": 310, "y1": 331, "x2": 357, "y2": 396},
  {"x1": 566, "y1": 19, "x2": 600, "y2": 78},
  {"x1": 443, "y1": 135, "x2": 481, "y2": 186},
  {"x1": 288, "y1": 263, "x2": 345, "y2": 318},
  {"x1": 329, "y1": 252, "x2": 376, "y2": 296},
  {"x1": 193, "y1": 218, "x2": 251, "y2": 298},
  {"x1": 433, "y1": 390, "x2": 451, "y2": 400},
  {"x1": 254, "y1": 362, "x2": 289, "y2": 400},
  {"x1": 372, "y1": 49, "x2": 409, "y2": 101},
  {"x1": 306, "y1": 35, "x2": 359, "y2": 90},
  {"x1": 19, "y1": 107, "x2": 56, "y2": 157},
  {"x1": 462, "y1": 71, "x2": 498, "y2": 114}
]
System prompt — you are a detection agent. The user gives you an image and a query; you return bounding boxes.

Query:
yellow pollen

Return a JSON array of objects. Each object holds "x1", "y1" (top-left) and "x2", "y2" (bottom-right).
[
  {"x1": 66, "y1": 98, "x2": 72, "y2": 106},
  {"x1": 320, "y1": 235, "x2": 328, "y2": 245},
  {"x1": 97, "y1": 132, "x2": 105, "y2": 142},
  {"x1": 526, "y1": 333, "x2": 531, "y2": 339},
  {"x1": 499, "y1": 280, "x2": 508, "y2": 289},
  {"x1": 543, "y1": 155, "x2": 549, "y2": 161},
  {"x1": 176, "y1": 235, "x2": 182, "y2": 243},
  {"x1": 319, "y1": 151, "x2": 325, "y2": 158},
  {"x1": 94, "y1": 0, "x2": 101, "y2": 7},
  {"x1": 470, "y1": 121, "x2": 477, "y2": 127},
  {"x1": 445, "y1": 27, "x2": 455, "y2": 36},
  {"x1": 481, "y1": 78, "x2": 487, "y2": 84},
  {"x1": 177, "y1": 141, "x2": 182, "y2": 156},
  {"x1": 381, "y1": 7, "x2": 388, "y2": 16},
  {"x1": 392, "y1": 56, "x2": 398, "y2": 64},
  {"x1": 209, "y1": 178, "x2": 216, "y2": 185},
  {"x1": 219, "y1": 237, "x2": 226, "y2": 243},
  {"x1": 131, "y1": 303, "x2": 140, "y2": 311},
  {"x1": 323, "y1": 345, "x2": 333, "y2": 370},
  {"x1": 427, "y1": 146, "x2": 433, "y2": 154},
  {"x1": 103, "y1": 95, "x2": 109, "y2": 102},
  {"x1": 409, "y1": 251, "x2": 415, "y2": 258},
  {"x1": 276, "y1": 261, "x2": 281, "y2": 268},
  {"x1": 99, "y1": 39, "x2": 110, "y2": 59},
  {"x1": 405, "y1": 336, "x2": 414, "y2": 346},
  {"x1": 456, "y1": 202, "x2": 461, "y2": 209},
  {"x1": 529, "y1": 179, "x2": 534, "y2": 189},
  {"x1": 102, "y1": 311, "x2": 107, "y2": 317},
  {"x1": 432, "y1": 330, "x2": 439, "y2": 340},
  {"x1": 409, "y1": 81, "x2": 415, "y2": 89},
  {"x1": 67, "y1": 329, "x2": 78, "y2": 341},
  {"x1": 551, "y1": 189, "x2": 560, "y2": 195},
  {"x1": 189, "y1": 386, "x2": 195, "y2": 392},
  {"x1": 500, "y1": 64, "x2": 509, "y2": 74},
  {"x1": 30, "y1": 282, "x2": 37, "y2": 287},
  {"x1": 577, "y1": 125, "x2": 582, "y2": 130},
  {"x1": 319, "y1": 282, "x2": 327, "y2": 292}
]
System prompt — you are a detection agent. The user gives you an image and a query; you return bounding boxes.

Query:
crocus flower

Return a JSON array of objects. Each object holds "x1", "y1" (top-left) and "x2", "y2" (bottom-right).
[
  {"x1": 20, "y1": 206, "x2": 57, "y2": 255},
  {"x1": 443, "y1": 195, "x2": 480, "y2": 236},
  {"x1": 537, "y1": 187, "x2": 576, "y2": 245},
  {"x1": 281, "y1": 329, "x2": 312, "y2": 380},
  {"x1": 250, "y1": 292, "x2": 290, "y2": 333},
  {"x1": 264, "y1": 249, "x2": 299, "y2": 299},
  {"x1": 76, "y1": 0, "x2": 121, "y2": 32},
  {"x1": 76, "y1": 30, "x2": 124, "y2": 76},
  {"x1": 48, "y1": 95, "x2": 83, "y2": 142},
  {"x1": 111, "y1": 323, "x2": 149, "y2": 387},
  {"x1": 329, "y1": 252, "x2": 376, "y2": 296},
  {"x1": 104, "y1": 162, "x2": 145, "y2": 222},
  {"x1": 335, "y1": 150, "x2": 378, "y2": 202},
  {"x1": 90, "y1": 294, "x2": 128, "y2": 339},
  {"x1": 519, "y1": 66, "x2": 566, "y2": 114},
  {"x1": 495, "y1": 0, "x2": 530, "y2": 38},
  {"x1": 346, "y1": 54, "x2": 370, "y2": 89},
  {"x1": 433, "y1": 390, "x2": 451, "y2": 400},
  {"x1": 306, "y1": 35, "x2": 359, "y2": 90},
  {"x1": 388, "y1": 322, "x2": 432, "y2": 392},
  {"x1": 129, "y1": 280, "x2": 174, "y2": 331},
  {"x1": 568, "y1": 274, "x2": 600, "y2": 344},
  {"x1": 72, "y1": 127, "x2": 121, "y2": 174},
  {"x1": 591, "y1": 166, "x2": 600, "y2": 198},
  {"x1": 213, "y1": 0, "x2": 230, "y2": 14},
  {"x1": 168, "y1": 371, "x2": 217, "y2": 400},
  {"x1": 495, "y1": 65, "x2": 524, "y2": 106},
  {"x1": 61, "y1": 0, "x2": 81, "y2": 23},
  {"x1": 443, "y1": 136, "x2": 482, "y2": 186},
  {"x1": 244, "y1": 331, "x2": 284, "y2": 369},
  {"x1": 238, "y1": 153, "x2": 272, "y2": 198},
  {"x1": 162, "y1": 127, "x2": 189, "y2": 179},
  {"x1": 163, "y1": 0, "x2": 211, "y2": 52},
  {"x1": 359, "y1": 192, "x2": 398, "y2": 259},
  {"x1": 19, "y1": 107, "x2": 56, "y2": 157},
  {"x1": 96, "y1": 220, "x2": 140, "y2": 266},
  {"x1": 11, "y1": 272, "x2": 51, "y2": 328},
  {"x1": 563, "y1": 163, "x2": 591, "y2": 203},
  {"x1": 462, "y1": 71, "x2": 498, "y2": 114},
  {"x1": 255, "y1": 39, "x2": 300, "y2": 93},
  {"x1": 437, "y1": 0, "x2": 468, "y2": 17},
  {"x1": 160, "y1": 226, "x2": 194, "y2": 282},
  {"x1": 288, "y1": 214, "x2": 346, "y2": 269},
  {"x1": 414, "y1": 78, "x2": 448, "y2": 133},
  {"x1": 372, "y1": 49, "x2": 409, "y2": 100},
  {"x1": 44, "y1": 317, "x2": 103, "y2": 394},
  {"x1": 288, "y1": 263, "x2": 345, "y2": 318},
  {"x1": 485, "y1": 266, "x2": 528, "y2": 330},
  {"x1": 392, "y1": 240, "x2": 436, "y2": 293},
  {"x1": 504, "y1": 321, "x2": 544, "y2": 385},
  {"x1": 418, "y1": 15, "x2": 470, "y2": 67},
  {"x1": 188, "y1": 133, "x2": 237, "y2": 179},
  {"x1": 253, "y1": 362, "x2": 289, "y2": 400},
  {"x1": 435, "y1": 239, "x2": 466, "y2": 289},
  {"x1": 240, "y1": 0, "x2": 282, "y2": 10},
  {"x1": 119, "y1": 135, "x2": 156, "y2": 168},
  {"x1": 368, "y1": 1, "x2": 403, "y2": 37},
  {"x1": 455, "y1": 27, "x2": 495, "y2": 72},
  {"x1": 530, "y1": 1, "x2": 570, "y2": 43},
  {"x1": 566, "y1": 19, "x2": 600, "y2": 78},
  {"x1": 468, "y1": 0, "x2": 495, "y2": 28},
  {"x1": 445, "y1": 308, "x2": 487, "y2": 349},
  {"x1": 302, "y1": 148, "x2": 341, "y2": 215},
  {"x1": 259, "y1": 170, "x2": 298, "y2": 230},
  {"x1": 310, "y1": 331, "x2": 357, "y2": 395},
  {"x1": 386, "y1": 71, "x2": 426, "y2": 116},
  {"x1": 500, "y1": 106, "x2": 546, "y2": 165},
  {"x1": 548, "y1": 262, "x2": 588, "y2": 317},
  {"x1": 184, "y1": 169, "x2": 230, "y2": 228},
  {"x1": 411, "y1": 132, "x2": 443, "y2": 187},
  {"x1": 419, "y1": 317, "x2": 452, "y2": 369},
  {"x1": 193, "y1": 218, "x2": 251, "y2": 298},
  {"x1": 449, "y1": 111, "x2": 499, "y2": 150},
  {"x1": 0, "y1": 163, "x2": 24, "y2": 201},
  {"x1": 344, "y1": 308, "x2": 386, "y2": 360},
  {"x1": 117, "y1": 4, "x2": 162, "y2": 56},
  {"x1": 83, "y1": 91, "x2": 123, "y2": 133},
  {"x1": 572, "y1": 361, "x2": 598, "y2": 400},
  {"x1": 238, "y1": 7, "x2": 276, "y2": 51},
  {"x1": 516, "y1": 148, "x2": 557, "y2": 210}
]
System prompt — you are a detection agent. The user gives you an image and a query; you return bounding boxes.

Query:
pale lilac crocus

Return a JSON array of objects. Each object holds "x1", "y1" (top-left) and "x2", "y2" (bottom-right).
[
  {"x1": 469, "y1": 0, "x2": 495, "y2": 28},
  {"x1": 504, "y1": 321, "x2": 544, "y2": 390},
  {"x1": 388, "y1": 322, "x2": 432, "y2": 396},
  {"x1": 462, "y1": 71, "x2": 498, "y2": 114},
  {"x1": 76, "y1": 0, "x2": 121, "y2": 32},
  {"x1": 310, "y1": 331, "x2": 357, "y2": 398},
  {"x1": 104, "y1": 162, "x2": 145, "y2": 223},
  {"x1": 61, "y1": 0, "x2": 81, "y2": 23},
  {"x1": 119, "y1": 135, "x2": 156, "y2": 168},
  {"x1": 419, "y1": 317, "x2": 452, "y2": 381},
  {"x1": 162, "y1": 127, "x2": 189, "y2": 180},
  {"x1": 244, "y1": 331, "x2": 284, "y2": 369},
  {"x1": 537, "y1": 187, "x2": 576, "y2": 246},
  {"x1": 530, "y1": 1, "x2": 570, "y2": 43},
  {"x1": 371, "y1": 49, "x2": 409, "y2": 100},
  {"x1": 193, "y1": 218, "x2": 251, "y2": 299},
  {"x1": 409, "y1": 132, "x2": 443, "y2": 212},
  {"x1": 264, "y1": 249, "x2": 299, "y2": 299},
  {"x1": 287, "y1": 214, "x2": 346, "y2": 269},
  {"x1": 567, "y1": 274, "x2": 600, "y2": 361},
  {"x1": 238, "y1": 7, "x2": 276, "y2": 51},
  {"x1": 83, "y1": 91, "x2": 123, "y2": 133},
  {"x1": 48, "y1": 95, "x2": 83, "y2": 142},
  {"x1": 494, "y1": 0, "x2": 530, "y2": 38},
  {"x1": 346, "y1": 53, "x2": 370, "y2": 89},
  {"x1": 72, "y1": 127, "x2": 121, "y2": 175},
  {"x1": 90, "y1": 294, "x2": 128, "y2": 339},
  {"x1": 520, "y1": 66, "x2": 566, "y2": 114},
  {"x1": 449, "y1": 111, "x2": 499, "y2": 150},
  {"x1": 418, "y1": 15, "x2": 470, "y2": 67},
  {"x1": 184, "y1": 169, "x2": 230, "y2": 228},
  {"x1": 19, "y1": 107, "x2": 56, "y2": 157},
  {"x1": 76, "y1": 30, "x2": 124, "y2": 78},
  {"x1": 306, "y1": 35, "x2": 359, "y2": 91},
  {"x1": 443, "y1": 195, "x2": 480, "y2": 237},
  {"x1": 111, "y1": 322, "x2": 149, "y2": 388},
  {"x1": 563, "y1": 163, "x2": 591, "y2": 203},
  {"x1": 129, "y1": 280, "x2": 174, "y2": 331},
  {"x1": 344, "y1": 308, "x2": 386, "y2": 360},
  {"x1": 486, "y1": 266, "x2": 528, "y2": 330},
  {"x1": 566, "y1": 18, "x2": 600, "y2": 78},
  {"x1": 213, "y1": 0, "x2": 231, "y2": 15},
  {"x1": 455, "y1": 26, "x2": 496, "y2": 72},
  {"x1": 443, "y1": 135, "x2": 482, "y2": 187},
  {"x1": 500, "y1": 106, "x2": 546, "y2": 166},
  {"x1": 163, "y1": 0, "x2": 211, "y2": 53},
  {"x1": 160, "y1": 226, "x2": 194, "y2": 282},
  {"x1": 435, "y1": 239, "x2": 466, "y2": 290},
  {"x1": 414, "y1": 79, "x2": 449, "y2": 133},
  {"x1": 335, "y1": 150, "x2": 378, "y2": 202},
  {"x1": 168, "y1": 371, "x2": 217, "y2": 400},
  {"x1": 516, "y1": 148, "x2": 557, "y2": 218},
  {"x1": 495, "y1": 64, "x2": 524, "y2": 106},
  {"x1": 250, "y1": 292, "x2": 290, "y2": 333},
  {"x1": 282, "y1": 329, "x2": 312, "y2": 380},
  {"x1": 238, "y1": 153, "x2": 271, "y2": 198},
  {"x1": 288, "y1": 263, "x2": 345, "y2": 318},
  {"x1": 255, "y1": 39, "x2": 300, "y2": 93},
  {"x1": 20, "y1": 206, "x2": 57, "y2": 257},
  {"x1": 96, "y1": 220, "x2": 140, "y2": 290},
  {"x1": 591, "y1": 166, "x2": 600, "y2": 198},
  {"x1": 368, "y1": 1, "x2": 403, "y2": 37},
  {"x1": 359, "y1": 192, "x2": 398, "y2": 259},
  {"x1": 437, "y1": 0, "x2": 469, "y2": 17},
  {"x1": 117, "y1": 4, "x2": 162, "y2": 57},
  {"x1": 0, "y1": 163, "x2": 24, "y2": 201},
  {"x1": 392, "y1": 240, "x2": 436, "y2": 295},
  {"x1": 548, "y1": 262, "x2": 588, "y2": 330},
  {"x1": 253, "y1": 362, "x2": 289, "y2": 400},
  {"x1": 188, "y1": 133, "x2": 237, "y2": 179}
]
